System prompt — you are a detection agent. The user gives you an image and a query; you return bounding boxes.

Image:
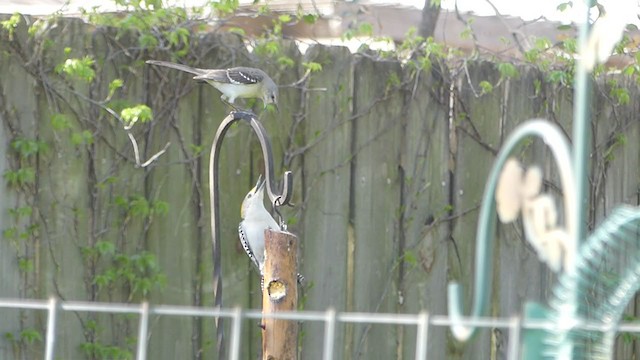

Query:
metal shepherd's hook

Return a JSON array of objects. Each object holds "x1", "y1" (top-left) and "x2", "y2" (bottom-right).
[{"x1": 209, "y1": 110, "x2": 293, "y2": 358}]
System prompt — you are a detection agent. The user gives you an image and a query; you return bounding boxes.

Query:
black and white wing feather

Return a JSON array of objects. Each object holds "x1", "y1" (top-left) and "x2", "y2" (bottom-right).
[
  {"x1": 194, "y1": 67, "x2": 266, "y2": 85},
  {"x1": 238, "y1": 222, "x2": 261, "y2": 272}
]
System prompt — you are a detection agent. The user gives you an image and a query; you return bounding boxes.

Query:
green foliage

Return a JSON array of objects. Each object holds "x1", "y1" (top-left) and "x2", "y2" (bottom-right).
[
  {"x1": 557, "y1": 1, "x2": 573, "y2": 11},
  {"x1": 115, "y1": 195, "x2": 169, "y2": 218},
  {"x1": 402, "y1": 250, "x2": 418, "y2": 268},
  {"x1": 18, "y1": 257, "x2": 33, "y2": 272},
  {"x1": 4, "y1": 167, "x2": 36, "y2": 187},
  {"x1": 80, "y1": 341, "x2": 133, "y2": 360},
  {"x1": 210, "y1": 0, "x2": 239, "y2": 17},
  {"x1": 563, "y1": 37, "x2": 577, "y2": 54},
  {"x1": 11, "y1": 138, "x2": 48, "y2": 158},
  {"x1": 608, "y1": 79, "x2": 630, "y2": 105},
  {"x1": 603, "y1": 133, "x2": 626, "y2": 163},
  {"x1": 277, "y1": 55, "x2": 295, "y2": 68},
  {"x1": 479, "y1": 80, "x2": 493, "y2": 95},
  {"x1": 114, "y1": 0, "x2": 162, "y2": 10},
  {"x1": 300, "y1": 13, "x2": 318, "y2": 25},
  {"x1": 120, "y1": 105, "x2": 153, "y2": 126},
  {"x1": 108, "y1": 79, "x2": 124, "y2": 99},
  {"x1": 71, "y1": 130, "x2": 94, "y2": 146},
  {"x1": 56, "y1": 56, "x2": 96, "y2": 83},
  {"x1": 8, "y1": 206, "x2": 32, "y2": 219},
  {"x1": 166, "y1": 27, "x2": 190, "y2": 57},
  {"x1": 397, "y1": 28, "x2": 448, "y2": 73},
  {"x1": 547, "y1": 70, "x2": 570, "y2": 85},
  {"x1": 51, "y1": 113, "x2": 72, "y2": 131},
  {"x1": 497, "y1": 62, "x2": 519, "y2": 80},
  {"x1": 303, "y1": 62, "x2": 323, "y2": 72},
  {"x1": 342, "y1": 21, "x2": 374, "y2": 41},
  {"x1": 4, "y1": 328, "x2": 42, "y2": 345},
  {"x1": 0, "y1": 13, "x2": 21, "y2": 40},
  {"x1": 93, "y1": 251, "x2": 166, "y2": 299}
]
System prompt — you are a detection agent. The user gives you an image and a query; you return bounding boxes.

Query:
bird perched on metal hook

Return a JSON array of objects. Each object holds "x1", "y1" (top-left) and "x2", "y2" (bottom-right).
[
  {"x1": 238, "y1": 175, "x2": 303, "y2": 287},
  {"x1": 146, "y1": 60, "x2": 278, "y2": 111}
]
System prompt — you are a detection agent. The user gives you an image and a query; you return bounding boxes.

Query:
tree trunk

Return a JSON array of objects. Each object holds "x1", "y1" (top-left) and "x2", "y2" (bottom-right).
[{"x1": 419, "y1": 0, "x2": 441, "y2": 38}]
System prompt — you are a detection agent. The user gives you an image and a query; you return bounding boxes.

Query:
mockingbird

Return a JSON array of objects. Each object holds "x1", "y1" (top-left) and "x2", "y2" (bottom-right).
[{"x1": 146, "y1": 60, "x2": 278, "y2": 111}]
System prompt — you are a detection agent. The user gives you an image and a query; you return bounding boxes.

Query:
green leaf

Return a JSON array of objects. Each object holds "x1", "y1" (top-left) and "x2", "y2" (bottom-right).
[
  {"x1": 563, "y1": 38, "x2": 577, "y2": 53},
  {"x1": 152, "y1": 200, "x2": 169, "y2": 216},
  {"x1": 557, "y1": 1, "x2": 573, "y2": 11},
  {"x1": 226, "y1": 27, "x2": 245, "y2": 36},
  {"x1": 303, "y1": 62, "x2": 323, "y2": 72},
  {"x1": 1, "y1": 13, "x2": 21, "y2": 40},
  {"x1": 11, "y1": 137, "x2": 47, "y2": 158},
  {"x1": 548, "y1": 70, "x2": 568, "y2": 84},
  {"x1": 19, "y1": 329, "x2": 41, "y2": 344},
  {"x1": 301, "y1": 14, "x2": 318, "y2": 24},
  {"x1": 278, "y1": 14, "x2": 292, "y2": 23},
  {"x1": 120, "y1": 104, "x2": 152, "y2": 126},
  {"x1": 51, "y1": 113, "x2": 72, "y2": 130},
  {"x1": 278, "y1": 56, "x2": 295, "y2": 68},
  {"x1": 358, "y1": 22, "x2": 373, "y2": 37},
  {"x1": 211, "y1": 0, "x2": 239, "y2": 16},
  {"x1": 138, "y1": 33, "x2": 158, "y2": 49},
  {"x1": 497, "y1": 62, "x2": 519, "y2": 79},
  {"x1": 71, "y1": 130, "x2": 94, "y2": 146},
  {"x1": 18, "y1": 258, "x2": 33, "y2": 272},
  {"x1": 403, "y1": 251, "x2": 418, "y2": 267},
  {"x1": 479, "y1": 80, "x2": 493, "y2": 94},
  {"x1": 95, "y1": 241, "x2": 116, "y2": 256},
  {"x1": 108, "y1": 79, "x2": 124, "y2": 98},
  {"x1": 129, "y1": 196, "x2": 150, "y2": 217},
  {"x1": 56, "y1": 56, "x2": 96, "y2": 83},
  {"x1": 4, "y1": 167, "x2": 35, "y2": 187}
]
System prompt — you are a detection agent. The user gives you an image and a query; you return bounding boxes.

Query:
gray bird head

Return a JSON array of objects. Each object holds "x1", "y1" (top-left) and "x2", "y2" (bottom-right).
[
  {"x1": 241, "y1": 175, "x2": 266, "y2": 219},
  {"x1": 262, "y1": 81, "x2": 279, "y2": 111}
]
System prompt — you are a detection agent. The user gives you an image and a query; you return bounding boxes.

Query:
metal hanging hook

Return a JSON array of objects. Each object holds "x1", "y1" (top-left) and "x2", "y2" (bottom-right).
[
  {"x1": 447, "y1": 120, "x2": 576, "y2": 342},
  {"x1": 209, "y1": 110, "x2": 293, "y2": 358}
]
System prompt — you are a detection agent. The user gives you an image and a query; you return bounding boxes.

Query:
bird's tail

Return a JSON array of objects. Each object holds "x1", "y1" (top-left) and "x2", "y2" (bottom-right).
[{"x1": 146, "y1": 60, "x2": 206, "y2": 76}]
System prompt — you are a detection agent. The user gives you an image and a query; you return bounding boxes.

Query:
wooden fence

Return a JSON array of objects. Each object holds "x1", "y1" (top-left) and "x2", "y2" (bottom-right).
[{"x1": 0, "y1": 15, "x2": 639, "y2": 359}]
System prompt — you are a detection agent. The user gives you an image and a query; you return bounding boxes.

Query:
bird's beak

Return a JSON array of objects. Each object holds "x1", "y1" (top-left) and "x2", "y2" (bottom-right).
[{"x1": 255, "y1": 175, "x2": 265, "y2": 193}]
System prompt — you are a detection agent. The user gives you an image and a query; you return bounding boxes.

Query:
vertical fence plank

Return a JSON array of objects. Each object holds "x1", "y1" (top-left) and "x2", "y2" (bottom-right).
[
  {"x1": 350, "y1": 54, "x2": 403, "y2": 359},
  {"x1": 300, "y1": 45, "x2": 353, "y2": 360},
  {"x1": 398, "y1": 64, "x2": 450, "y2": 360},
  {"x1": 449, "y1": 61, "x2": 502, "y2": 360}
]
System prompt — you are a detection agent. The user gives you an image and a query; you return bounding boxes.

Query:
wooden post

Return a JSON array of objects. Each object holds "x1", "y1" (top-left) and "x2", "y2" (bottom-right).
[{"x1": 262, "y1": 229, "x2": 298, "y2": 360}]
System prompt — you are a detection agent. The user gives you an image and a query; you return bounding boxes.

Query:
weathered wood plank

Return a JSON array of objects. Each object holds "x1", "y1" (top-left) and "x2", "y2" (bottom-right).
[
  {"x1": 299, "y1": 44, "x2": 353, "y2": 359},
  {"x1": 397, "y1": 63, "x2": 450, "y2": 360},
  {"x1": 350, "y1": 54, "x2": 403, "y2": 360},
  {"x1": 449, "y1": 60, "x2": 502, "y2": 360}
]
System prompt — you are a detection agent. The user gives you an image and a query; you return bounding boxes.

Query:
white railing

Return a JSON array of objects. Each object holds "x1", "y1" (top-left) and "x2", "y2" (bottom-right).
[{"x1": 1, "y1": 298, "x2": 638, "y2": 360}]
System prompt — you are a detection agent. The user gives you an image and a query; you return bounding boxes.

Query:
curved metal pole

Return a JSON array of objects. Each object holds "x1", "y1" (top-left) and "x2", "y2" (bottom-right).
[
  {"x1": 448, "y1": 119, "x2": 576, "y2": 341},
  {"x1": 209, "y1": 110, "x2": 293, "y2": 357}
]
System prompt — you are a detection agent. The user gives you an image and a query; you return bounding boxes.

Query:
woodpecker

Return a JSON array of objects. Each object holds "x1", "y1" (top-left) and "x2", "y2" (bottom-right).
[
  {"x1": 239, "y1": 175, "x2": 279, "y2": 275},
  {"x1": 238, "y1": 175, "x2": 304, "y2": 286},
  {"x1": 146, "y1": 60, "x2": 278, "y2": 110}
]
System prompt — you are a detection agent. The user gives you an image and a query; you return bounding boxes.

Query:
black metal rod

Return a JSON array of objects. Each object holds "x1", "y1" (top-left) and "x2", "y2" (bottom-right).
[{"x1": 209, "y1": 110, "x2": 293, "y2": 358}]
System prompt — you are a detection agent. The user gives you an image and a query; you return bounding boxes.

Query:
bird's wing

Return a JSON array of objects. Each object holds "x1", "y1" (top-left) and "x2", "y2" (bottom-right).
[
  {"x1": 195, "y1": 67, "x2": 265, "y2": 85},
  {"x1": 146, "y1": 60, "x2": 208, "y2": 76},
  {"x1": 238, "y1": 222, "x2": 261, "y2": 272}
]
